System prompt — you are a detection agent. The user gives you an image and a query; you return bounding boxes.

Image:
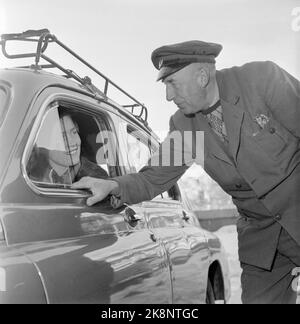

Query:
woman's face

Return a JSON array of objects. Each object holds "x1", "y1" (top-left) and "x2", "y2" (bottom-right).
[{"x1": 49, "y1": 115, "x2": 81, "y2": 167}]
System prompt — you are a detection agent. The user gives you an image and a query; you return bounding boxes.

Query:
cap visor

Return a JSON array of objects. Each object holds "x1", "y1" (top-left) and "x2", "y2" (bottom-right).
[
  {"x1": 156, "y1": 66, "x2": 184, "y2": 81},
  {"x1": 156, "y1": 63, "x2": 192, "y2": 81}
]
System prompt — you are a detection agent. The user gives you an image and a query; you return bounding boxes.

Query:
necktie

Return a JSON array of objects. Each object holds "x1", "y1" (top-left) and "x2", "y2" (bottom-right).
[
  {"x1": 204, "y1": 101, "x2": 228, "y2": 142},
  {"x1": 49, "y1": 168, "x2": 72, "y2": 184}
]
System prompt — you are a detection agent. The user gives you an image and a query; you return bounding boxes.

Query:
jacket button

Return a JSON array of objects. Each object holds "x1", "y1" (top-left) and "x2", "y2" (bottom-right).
[
  {"x1": 269, "y1": 127, "x2": 276, "y2": 134},
  {"x1": 236, "y1": 183, "x2": 242, "y2": 189},
  {"x1": 275, "y1": 214, "x2": 281, "y2": 221}
]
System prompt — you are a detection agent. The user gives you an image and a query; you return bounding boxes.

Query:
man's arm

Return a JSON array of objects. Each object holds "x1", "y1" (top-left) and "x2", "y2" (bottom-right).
[{"x1": 72, "y1": 117, "x2": 191, "y2": 206}]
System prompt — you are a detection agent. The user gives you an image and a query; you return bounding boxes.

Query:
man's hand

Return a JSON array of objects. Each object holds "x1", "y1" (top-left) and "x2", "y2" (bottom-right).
[{"x1": 71, "y1": 177, "x2": 120, "y2": 206}]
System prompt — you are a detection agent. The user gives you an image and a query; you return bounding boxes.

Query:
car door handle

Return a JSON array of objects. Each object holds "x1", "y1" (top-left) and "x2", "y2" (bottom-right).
[
  {"x1": 182, "y1": 210, "x2": 190, "y2": 221},
  {"x1": 124, "y1": 207, "x2": 142, "y2": 227},
  {"x1": 150, "y1": 233, "x2": 157, "y2": 243}
]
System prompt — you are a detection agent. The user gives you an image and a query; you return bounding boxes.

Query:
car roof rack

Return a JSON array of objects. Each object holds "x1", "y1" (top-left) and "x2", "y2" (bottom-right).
[{"x1": 0, "y1": 28, "x2": 150, "y2": 130}]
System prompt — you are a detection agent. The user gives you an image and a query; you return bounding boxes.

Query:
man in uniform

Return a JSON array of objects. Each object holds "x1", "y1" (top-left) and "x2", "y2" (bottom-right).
[{"x1": 72, "y1": 41, "x2": 300, "y2": 304}]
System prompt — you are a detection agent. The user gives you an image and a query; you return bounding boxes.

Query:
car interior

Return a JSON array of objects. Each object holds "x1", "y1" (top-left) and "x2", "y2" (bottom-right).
[{"x1": 25, "y1": 105, "x2": 117, "y2": 187}]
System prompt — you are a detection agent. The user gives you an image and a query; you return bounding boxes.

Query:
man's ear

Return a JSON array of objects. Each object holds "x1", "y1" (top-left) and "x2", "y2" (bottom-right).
[{"x1": 196, "y1": 68, "x2": 210, "y2": 88}]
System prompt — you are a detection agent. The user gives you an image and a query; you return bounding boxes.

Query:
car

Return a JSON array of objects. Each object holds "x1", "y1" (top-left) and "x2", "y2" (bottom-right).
[{"x1": 0, "y1": 29, "x2": 230, "y2": 304}]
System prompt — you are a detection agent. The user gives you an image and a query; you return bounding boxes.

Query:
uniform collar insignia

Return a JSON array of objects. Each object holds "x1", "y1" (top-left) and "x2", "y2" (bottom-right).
[{"x1": 254, "y1": 114, "x2": 270, "y2": 129}]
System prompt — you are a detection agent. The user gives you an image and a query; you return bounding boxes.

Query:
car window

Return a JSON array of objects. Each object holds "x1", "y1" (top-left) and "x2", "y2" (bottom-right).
[
  {"x1": 0, "y1": 84, "x2": 11, "y2": 128},
  {"x1": 123, "y1": 126, "x2": 182, "y2": 202},
  {"x1": 25, "y1": 104, "x2": 116, "y2": 189},
  {"x1": 125, "y1": 125, "x2": 152, "y2": 173},
  {"x1": 122, "y1": 124, "x2": 182, "y2": 202}
]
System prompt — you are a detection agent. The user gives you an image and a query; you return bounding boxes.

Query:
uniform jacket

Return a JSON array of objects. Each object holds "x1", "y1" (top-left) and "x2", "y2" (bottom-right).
[{"x1": 113, "y1": 61, "x2": 300, "y2": 269}]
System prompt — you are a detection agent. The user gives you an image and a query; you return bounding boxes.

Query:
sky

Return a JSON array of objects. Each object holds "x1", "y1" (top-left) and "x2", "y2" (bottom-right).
[{"x1": 0, "y1": 0, "x2": 299, "y2": 135}]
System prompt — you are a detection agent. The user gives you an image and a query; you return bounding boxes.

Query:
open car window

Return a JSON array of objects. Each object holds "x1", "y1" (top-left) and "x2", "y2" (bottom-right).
[
  {"x1": 124, "y1": 124, "x2": 182, "y2": 202},
  {"x1": 124, "y1": 125, "x2": 152, "y2": 174},
  {"x1": 25, "y1": 104, "x2": 116, "y2": 189}
]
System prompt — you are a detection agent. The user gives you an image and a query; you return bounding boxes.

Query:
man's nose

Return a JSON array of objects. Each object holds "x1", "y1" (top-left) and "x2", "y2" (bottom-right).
[{"x1": 166, "y1": 85, "x2": 175, "y2": 102}]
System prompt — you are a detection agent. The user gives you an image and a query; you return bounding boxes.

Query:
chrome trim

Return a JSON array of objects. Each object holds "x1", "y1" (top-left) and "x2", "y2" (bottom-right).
[
  {"x1": 0, "y1": 80, "x2": 14, "y2": 128},
  {"x1": 0, "y1": 81, "x2": 14, "y2": 186},
  {"x1": 0, "y1": 220, "x2": 5, "y2": 241},
  {"x1": 31, "y1": 260, "x2": 50, "y2": 304}
]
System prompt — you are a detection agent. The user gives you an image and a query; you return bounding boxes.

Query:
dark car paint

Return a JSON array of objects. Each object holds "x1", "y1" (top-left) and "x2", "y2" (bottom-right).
[
  {"x1": 0, "y1": 68, "x2": 230, "y2": 304},
  {"x1": 144, "y1": 199, "x2": 210, "y2": 303},
  {"x1": 0, "y1": 242, "x2": 47, "y2": 304},
  {"x1": 9, "y1": 219, "x2": 172, "y2": 304}
]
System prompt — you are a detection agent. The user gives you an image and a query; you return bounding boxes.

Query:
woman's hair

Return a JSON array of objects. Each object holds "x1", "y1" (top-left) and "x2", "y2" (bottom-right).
[{"x1": 58, "y1": 109, "x2": 79, "y2": 131}]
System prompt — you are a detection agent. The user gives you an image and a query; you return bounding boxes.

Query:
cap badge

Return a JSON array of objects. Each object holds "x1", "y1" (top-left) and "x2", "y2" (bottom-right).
[{"x1": 158, "y1": 58, "x2": 164, "y2": 69}]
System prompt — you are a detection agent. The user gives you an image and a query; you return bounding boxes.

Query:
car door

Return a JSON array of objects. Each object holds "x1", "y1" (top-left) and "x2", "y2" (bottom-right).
[
  {"x1": 145, "y1": 186, "x2": 210, "y2": 304},
  {"x1": 176, "y1": 183, "x2": 211, "y2": 303},
  {"x1": 120, "y1": 121, "x2": 209, "y2": 303},
  {"x1": 142, "y1": 196, "x2": 192, "y2": 303},
  {"x1": 0, "y1": 87, "x2": 171, "y2": 304},
  {"x1": 116, "y1": 118, "x2": 175, "y2": 302}
]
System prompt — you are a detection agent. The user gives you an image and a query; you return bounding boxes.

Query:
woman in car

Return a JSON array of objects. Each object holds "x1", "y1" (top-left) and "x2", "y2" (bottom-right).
[{"x1": 27, "y1": 111, "x2": 109, "y2": 184}]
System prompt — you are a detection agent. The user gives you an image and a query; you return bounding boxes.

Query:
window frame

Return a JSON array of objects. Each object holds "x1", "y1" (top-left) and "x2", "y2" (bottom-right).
[
  {"x1": 0, "y1": 81, "x2": 13, "y2": 129},
  {"x1": 21, "y1": 92, "x2": 120, "y2": 198}
]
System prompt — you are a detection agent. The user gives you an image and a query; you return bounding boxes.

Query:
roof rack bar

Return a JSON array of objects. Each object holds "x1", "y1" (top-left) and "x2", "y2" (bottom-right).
[
  {"x1": 144, "y1": 106, "x2": 148, "y2": 121},
  {"x1": 41, "y1": 53, "x2": 86, "y2": 85},
  {"x1": 1, "y1": 30, "x2": 50, "y2": 60},
  {"x1": 123, "y1": 103, "x2": 148, "y2": 123},
  {"x1": 41, "y1": 53, "x2": 106, "y2": 98},
  {"x1": 1, "y1": 29, "x2": 50, "y2": 41},
  {"x1": 53, "y1": 36, "x2": 146, "y2": 108},
  {"x1": 104, "y1": 80, "x2": 109, "y2": 96},
  {"x1": 35, "y1": 31, "x2": 50, "y2": 66},
  {"x1": 16, "y1": 64, "x2": 56, "y2": 69},
  {"x1": 0, "y1": 29, "x2": 151, "y2": 130}
]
